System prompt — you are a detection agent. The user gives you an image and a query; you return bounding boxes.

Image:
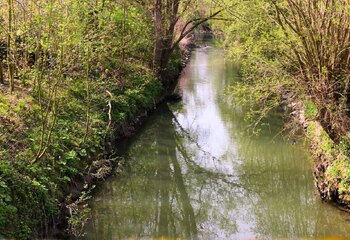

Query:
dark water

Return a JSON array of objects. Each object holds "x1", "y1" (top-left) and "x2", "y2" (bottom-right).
[{"x1": 83, "y1": 47, "x2": 350, "y2": 239}]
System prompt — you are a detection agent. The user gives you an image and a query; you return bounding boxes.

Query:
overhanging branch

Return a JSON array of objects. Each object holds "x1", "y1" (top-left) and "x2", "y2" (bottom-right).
[{"x1": 170, "y1": 9, "x2": 223, "y2": 51}]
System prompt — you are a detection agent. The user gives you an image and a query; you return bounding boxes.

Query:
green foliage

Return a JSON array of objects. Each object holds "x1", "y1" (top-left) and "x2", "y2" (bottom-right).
[
  {"x1": 0, "y1": 160, "x2": 59, "y2": 239},
  {"x1": 307, "y1": 121, "x2": 334, "y2": 155},
  {"x1": 0, "y1": 176, "x2": 17, "y2": 237},
  {"x1": 220, "y1": 0, "x2": 293, "y2": 129},
  {"x1": 327, "y1": 157, "x2": 350, "y2": 195},
  {"x1": 167, "y1": 48, "x2": 183, "y2": 74},
  {"x1": 304, "y1": 100, "x2": 318, "y2": 119},
  {"x1": 339, "y1": 134, "x2": 350, "y2": 157},
  {"x1": 0, "y1": 94, "x2": 11, "y2": 116},
  {"x1": 306, "y1": 121, "x2": 317, "y2": 140},
  {"x1": 0, "y1": 0, "x2": 174, "y2": 238},
  {"x1": 219, "y1": 0, "x2": 350, "y2": 140},
  {"x1": 320, "y1": 130, "x2": 334, "y2": 155},
  {"x1": 66, "y1": 185, "x2": 94, "y2": 237}
]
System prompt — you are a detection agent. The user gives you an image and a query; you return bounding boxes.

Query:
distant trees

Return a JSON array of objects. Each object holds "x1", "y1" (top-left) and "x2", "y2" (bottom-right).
[{"x1": 152, "y1": 0, "x2": 221, "y2": 80}]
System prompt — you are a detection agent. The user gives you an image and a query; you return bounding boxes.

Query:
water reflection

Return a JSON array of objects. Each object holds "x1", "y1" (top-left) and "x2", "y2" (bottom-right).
[
  {"x1": 84, "y1": 47, "x2": 350, "y2": 239},
  {"x1": 85, "y1": 103, "x2": 245, "y2": 239}
]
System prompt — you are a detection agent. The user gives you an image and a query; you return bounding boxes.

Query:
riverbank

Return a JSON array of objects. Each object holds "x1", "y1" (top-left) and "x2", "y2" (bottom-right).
[
  {"x1": 61, "y1": 47, "x2": 194, "y2": 238},
  {"x1": 213, "y1": 0, "x2": 350, "y2": 213},
  {"x1": 0, "y1": 41, "x2": 195, "y2": 238},
  {"x1": 0, "y1": 68, "x2": 162, "y2": 238},
  {"x1": 293, "y1": 100, "x2": 350, "y2": 211}
]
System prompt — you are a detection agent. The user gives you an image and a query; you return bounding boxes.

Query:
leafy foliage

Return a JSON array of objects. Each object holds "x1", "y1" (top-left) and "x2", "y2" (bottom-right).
[
  {"x1": 0, "y1": 0, "x2": 178, "y2": 238},
  {"x1": 221, "y1": 0, "x2": 350, "y2": 140},
  {"x1": 218, "y1": 0, "x2": 292, "y2": 130}
]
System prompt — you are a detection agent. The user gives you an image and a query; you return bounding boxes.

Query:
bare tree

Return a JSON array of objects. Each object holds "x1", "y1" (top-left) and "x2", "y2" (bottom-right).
[{"x1": 272, "y1": 0, "x2": 350, "y2": 138}]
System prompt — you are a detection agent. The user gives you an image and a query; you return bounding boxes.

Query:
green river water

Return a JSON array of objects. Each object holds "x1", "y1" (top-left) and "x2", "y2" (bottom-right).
[{"x1": 83, "y1": 47, "x2": 350, "y2": 239}]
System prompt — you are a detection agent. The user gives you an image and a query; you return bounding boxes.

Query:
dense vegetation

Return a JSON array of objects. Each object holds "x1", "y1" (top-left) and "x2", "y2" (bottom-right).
[
  {"x1": 1, "y1": 0, "x2": 349, "y2": 237},
  {"x1": 0, "y1": 0, "x2": 219, "y2": 238},
  {"x1": 214, "y1": 0, "x2": 350, "y2": 205}
]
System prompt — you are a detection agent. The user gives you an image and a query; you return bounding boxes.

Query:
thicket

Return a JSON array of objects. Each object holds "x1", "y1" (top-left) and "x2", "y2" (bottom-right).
[
  {"x1": 215, "y1": 0, "x2": 350, "y2": 203},
  {"x1": 216, "y1": 0, "x2": 350, "y2": 139}
]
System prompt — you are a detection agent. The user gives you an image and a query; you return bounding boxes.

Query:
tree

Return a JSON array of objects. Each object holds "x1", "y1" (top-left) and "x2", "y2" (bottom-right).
[
  {"x1": 272, "y1": 0, "x2": 350, "y2": 138},
  {"x1": 0, "y1": 62, "x2": 4, "y2": 85},
  {"x1": 6, "y1": 0, "x2": 14, "y2": 93},
  {"x1": 221, "y1": 0, "x2": 350, "y2": 139},
  {"x1": 136, "y1": 0, "x2": 222, "y2": 84}
]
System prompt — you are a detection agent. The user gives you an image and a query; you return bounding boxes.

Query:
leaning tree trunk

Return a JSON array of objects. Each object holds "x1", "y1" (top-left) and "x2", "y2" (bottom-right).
[
  {"x1": 7, "y1": 0, "x2": 15, "y2": 93},
  {"x1": 0, "y1": 63, "x2": 4, "y2": 85},
  {"x1": 152, "y1": 0, "x2": 165, "y2": 78}
]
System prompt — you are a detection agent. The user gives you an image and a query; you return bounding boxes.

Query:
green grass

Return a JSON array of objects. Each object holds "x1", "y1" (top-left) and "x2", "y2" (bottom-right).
[
  {"x1": 304, "y1": 100, "x2": 318, "y2": 119},
  {"x1": 0, "y1": 64, "x2": 165, "y2": 239}
]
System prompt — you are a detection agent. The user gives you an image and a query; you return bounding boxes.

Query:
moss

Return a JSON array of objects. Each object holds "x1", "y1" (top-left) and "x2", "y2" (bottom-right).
[
  {"x1": 304, "y1": 100, "x2": 318, "y2": 119},
  {"x1": 307, "y1": 120, "x2": 334, "y2": 155},
  {"x1": 339, "y1": 133, "x2": 350, "y2": 156},
  {"x1": 305, "y1": 119, "x2": 350, "y2": 199},
  {"x1": 306, "y1": 121, "x2": 317, "y2": 139},
  {"x1": 320, "y1": 129, "x2": 334, "y2": 155},
  {"x1": 320, "y1": 130, "x2": 350, "y2": 198},
  {"x1": 327, "y1": 160, "x2": 341, "y2": 179},
  {"x1": 326, "y1": 157, "x2": 350, "y2": 195}
]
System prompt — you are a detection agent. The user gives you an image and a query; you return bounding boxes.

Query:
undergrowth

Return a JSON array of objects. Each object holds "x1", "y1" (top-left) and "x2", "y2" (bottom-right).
[{"x1": 0, "y1": 62, "x2": 164, "y2": 238}]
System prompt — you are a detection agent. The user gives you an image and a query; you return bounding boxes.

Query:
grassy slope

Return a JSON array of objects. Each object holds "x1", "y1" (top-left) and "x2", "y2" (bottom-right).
[{"x1": 0, "y1": 58, "x2": 176, "y2": 238}]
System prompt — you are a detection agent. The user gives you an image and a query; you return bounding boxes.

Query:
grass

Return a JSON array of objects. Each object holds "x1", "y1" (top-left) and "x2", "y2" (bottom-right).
[
  {"x1": 0, "y1": 60, "x2": 167, "y2": 238},
  {"x1": 304, "y1": 99, "x2": 318, "y2": 119}
]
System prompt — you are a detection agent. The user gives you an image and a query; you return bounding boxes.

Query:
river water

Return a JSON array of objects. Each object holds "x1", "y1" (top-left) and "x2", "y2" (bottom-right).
[{"x1": 83, "y1": 47, "x2": 350, "y2": 239}]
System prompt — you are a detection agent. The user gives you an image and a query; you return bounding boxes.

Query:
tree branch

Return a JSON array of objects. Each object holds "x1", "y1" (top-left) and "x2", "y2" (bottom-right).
[{"x1": 171, "y1": 9, "x2": 223, "y2": 51}]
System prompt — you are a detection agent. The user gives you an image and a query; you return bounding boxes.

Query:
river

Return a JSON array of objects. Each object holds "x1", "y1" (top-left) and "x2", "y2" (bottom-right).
[{"x1": 83, "y1": 46, "x2": 350, "y2": 239}]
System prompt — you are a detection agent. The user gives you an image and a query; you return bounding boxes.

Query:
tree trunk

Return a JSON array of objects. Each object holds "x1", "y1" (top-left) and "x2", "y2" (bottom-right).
[
  {"x1": 9, "y1": 64, "x2": 14, "y2": 93},
  {"x1": 152, "y1": 0, "x2": 180, "y2": 83},
  {"x1": 152, "y1": 0, "x2": 164, "y2": 77},
  {"x1": 0, "y1": 63, "x2": 4, "y2": 85},
  {"x1": 7, "y1": 0, "x2": 14, "y2": 93}
]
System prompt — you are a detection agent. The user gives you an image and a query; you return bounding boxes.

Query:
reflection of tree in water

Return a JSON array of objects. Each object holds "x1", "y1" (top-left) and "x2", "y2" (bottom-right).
[
  {"x1": 217, "y1": 92, "x2": 350, "y2": 238},
  {"x1": 85, "y1": 46, "x2": 350, "y2": 240},
  {"x1": 86, "y1": 104, "x2": 245, "y2": 239}
]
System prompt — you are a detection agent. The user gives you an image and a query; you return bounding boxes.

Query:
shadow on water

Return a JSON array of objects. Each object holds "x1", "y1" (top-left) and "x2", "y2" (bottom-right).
[
  {"x1": 84, "y1": 104, "x2": 199, "y2": 239},
  {"x1": 84, "y1": 103, "x2": 244, "y2": 239},
  {"x1": 83, "y1": 47, "x2": 350, "y2": 240}
]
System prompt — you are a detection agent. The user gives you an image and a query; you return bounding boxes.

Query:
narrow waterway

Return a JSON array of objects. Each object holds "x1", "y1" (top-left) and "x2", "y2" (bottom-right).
[{"x1": 83, "y1": 47, "x2": 350, "y2": 239}]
